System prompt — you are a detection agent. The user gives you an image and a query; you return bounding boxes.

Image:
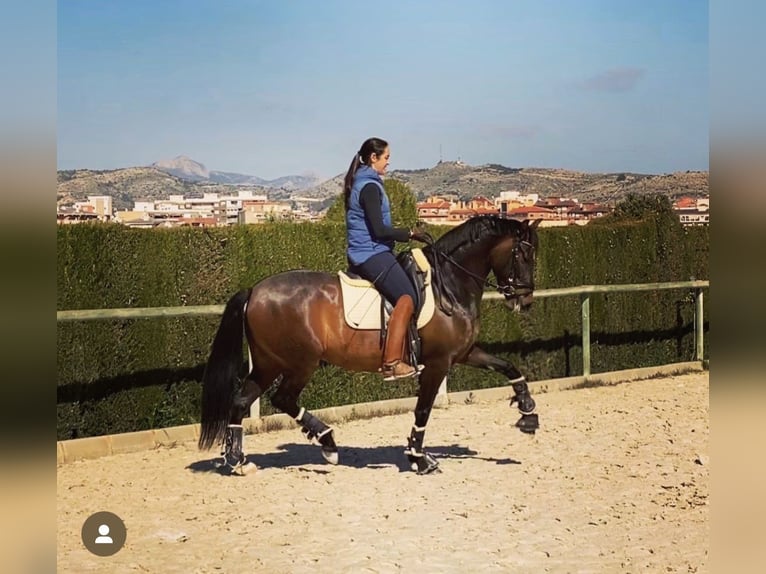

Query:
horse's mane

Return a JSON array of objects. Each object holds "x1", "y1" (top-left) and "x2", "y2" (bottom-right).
[
  {"x1": 425, "y1": 215, "x2": 525, "y2": 315},
  {"x1": 433, "y1": 215, "x2": 524, "y2": 256}
]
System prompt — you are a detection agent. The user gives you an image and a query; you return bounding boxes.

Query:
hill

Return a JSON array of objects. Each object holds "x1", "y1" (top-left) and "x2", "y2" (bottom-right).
[
  {"x1": 388, "y1": 162, "x2": 708, "y2": 204},
  {"x1": 56, "y1": 167, "x2": 273, "y2": 212},
  {"x1": 57, "y1": 160, "x2": 708, "y2": 213},
  {"x1": 150, "y1": 155, "x2": 322, "y2": 190},
  {"x1": 296, "y1": 162, "x2": 708, "y2": 206}
]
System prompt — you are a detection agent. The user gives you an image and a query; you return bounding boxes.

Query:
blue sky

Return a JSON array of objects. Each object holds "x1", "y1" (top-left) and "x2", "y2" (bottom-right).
[{"x1": 58, "y1": 0, "x2": 708, "y2": 180}]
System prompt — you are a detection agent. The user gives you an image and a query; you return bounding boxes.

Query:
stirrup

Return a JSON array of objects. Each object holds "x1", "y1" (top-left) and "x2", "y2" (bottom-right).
[{"x1": 381, "y1": 360, "x2": 420, "y2": 382}]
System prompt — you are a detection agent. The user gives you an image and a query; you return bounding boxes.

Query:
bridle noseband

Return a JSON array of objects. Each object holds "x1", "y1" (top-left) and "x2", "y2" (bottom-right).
[{"x1": 496, "y1": 239, "x2": 535, "y2": 297}]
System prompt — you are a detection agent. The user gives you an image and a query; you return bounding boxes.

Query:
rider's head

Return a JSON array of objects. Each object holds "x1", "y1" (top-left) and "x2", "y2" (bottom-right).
[{"x1": 343, "y1": 137, "x2": 389, "y2": 210}]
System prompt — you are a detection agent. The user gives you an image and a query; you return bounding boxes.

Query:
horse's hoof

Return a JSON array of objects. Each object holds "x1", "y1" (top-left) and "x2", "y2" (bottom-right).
[
  {"x1": 412, "y1": 452, "x2": 440, "y2": 475},
  {"x1": 417, "y1": 462, "x2": 441, "y2": 475},
  {"x1": 321, "y1": 448, "x2": 339, "y2": 465},
  {"x1": 233, "y1": 462, "x2": 257, "y2": 476},
  {"x1": 516, "y1": 413, "x2": 539, "y2": 434}
]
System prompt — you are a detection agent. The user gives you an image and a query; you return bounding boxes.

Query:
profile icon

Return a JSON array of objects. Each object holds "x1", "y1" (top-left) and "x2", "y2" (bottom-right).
[
  {"x1": 95, "y1": 524, "x2": 113, "y2": 544},
  {"x1": 82, "y1": 511, "x2": 126, "y2": 556}
]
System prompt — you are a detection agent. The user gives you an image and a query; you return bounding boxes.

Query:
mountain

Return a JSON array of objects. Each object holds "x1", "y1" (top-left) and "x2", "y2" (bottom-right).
[
  {"x1": 266, "y1": 174, "x2": 325, "y2": 191},
  {"x1": 56, "y1": 167, "x2": 272, "y2": 211},
  {"x1": 151, "y1": 156, "x2": 209, "y2": 181},
  {"x1": 57, "y1": 159, "x2": 708, "y2": 213},
  {"x1": 385, "y1": 161, "x2": 709, "y2": 205},
  {"x1": 151, "y1": 155, "x2": 322, "y2": 190},
  {"x1": 207, "y1": 170, "x2": 270, "y2": 186},
  {"x1": 296, "y1": 162, "x2": 708, "y2": 207}
]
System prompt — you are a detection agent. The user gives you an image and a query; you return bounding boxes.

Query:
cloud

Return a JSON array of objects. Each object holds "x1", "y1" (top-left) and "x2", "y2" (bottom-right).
[{"x1": 579, "y1": 67, "x2": 646, "y2": 93}]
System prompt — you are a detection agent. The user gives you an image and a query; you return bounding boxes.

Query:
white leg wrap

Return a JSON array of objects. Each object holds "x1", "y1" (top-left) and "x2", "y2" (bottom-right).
[
  {"x1": 509, "y1": 376, "x2": 526, "y2": 384},
  {"x1": 294, "y1": 407, "x2": 306, "y2": 422}
]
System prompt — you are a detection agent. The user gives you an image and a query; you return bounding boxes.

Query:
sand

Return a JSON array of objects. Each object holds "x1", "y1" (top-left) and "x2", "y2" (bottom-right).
[{"x1": 57, "y1": 372, "x2": 708, "y2": 573}]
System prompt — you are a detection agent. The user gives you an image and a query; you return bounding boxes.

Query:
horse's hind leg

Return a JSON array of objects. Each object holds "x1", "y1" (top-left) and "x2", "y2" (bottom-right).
[
  {"x1": 270, "y1": 370, "x2": 339, "y2": 465},
  {"x1": 221, "y1": 371, "x2": 279, "y2": 475}
]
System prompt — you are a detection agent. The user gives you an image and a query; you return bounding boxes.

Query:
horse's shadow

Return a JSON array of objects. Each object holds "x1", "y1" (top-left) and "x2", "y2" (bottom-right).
[{"x1": 187, "y1": 442, "x2": 521, "y2": 474}]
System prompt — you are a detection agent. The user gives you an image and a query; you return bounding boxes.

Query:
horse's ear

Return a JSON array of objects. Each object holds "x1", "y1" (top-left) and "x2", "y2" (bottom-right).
[{"x1": 529, "y1": 219, "x2": 542, "y2": 230}]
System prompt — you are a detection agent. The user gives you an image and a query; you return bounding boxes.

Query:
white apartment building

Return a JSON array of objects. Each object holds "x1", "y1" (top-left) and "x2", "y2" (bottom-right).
[
  {"x1": 127, "y1": 190, "x2": 269, "y2": 226},
  {"x1": 495, "y1": 191, "x2": 539, "y2": 214},
  {"x1": 57, "y1": 195, "x2": 114, "y2": 224}
]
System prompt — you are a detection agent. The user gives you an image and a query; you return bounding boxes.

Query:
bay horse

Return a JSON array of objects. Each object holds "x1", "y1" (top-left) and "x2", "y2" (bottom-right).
[{"x1": 198, "y1": 215, "x2": 541, "y2": 475}]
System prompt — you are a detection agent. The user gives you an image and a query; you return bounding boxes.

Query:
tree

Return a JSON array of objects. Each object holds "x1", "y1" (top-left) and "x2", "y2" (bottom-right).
[
  {"x1": 324, "y1": 177, "x2": 418, "y2": 228},
  {"x1": 593, "y1": 192, "x2": 680, "y2": 228},
  {"x1": 384, "y1": 178, "x2": 419, "y2": 228},
  {"x1": 324, "y1": 193, "x2": 345, "y2": 223}
]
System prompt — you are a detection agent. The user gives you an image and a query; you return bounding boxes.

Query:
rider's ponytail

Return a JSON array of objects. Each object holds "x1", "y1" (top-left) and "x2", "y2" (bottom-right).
[{"x1": 343, "y1": 137, "x2": 388, "y2": 211}]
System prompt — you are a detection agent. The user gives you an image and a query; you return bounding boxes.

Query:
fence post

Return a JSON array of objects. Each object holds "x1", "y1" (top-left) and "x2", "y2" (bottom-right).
[
  {"x1": 581, "y1": 293, "x2": 591, "y2": 377},
  {"x1": 695, "y1": 289, "x2": 704, "y2": 361}
]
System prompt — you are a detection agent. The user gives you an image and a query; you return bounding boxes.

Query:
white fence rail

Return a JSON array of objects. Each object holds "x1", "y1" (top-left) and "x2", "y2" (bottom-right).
[{"x1": 58, "y1": 280, "x2": 709, "y2": 417}]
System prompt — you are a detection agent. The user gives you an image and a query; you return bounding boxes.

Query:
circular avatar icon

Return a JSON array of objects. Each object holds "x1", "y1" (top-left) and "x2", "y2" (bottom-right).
[{"x1": 81, "y1": 511, "x2": 127, "y2": 556}]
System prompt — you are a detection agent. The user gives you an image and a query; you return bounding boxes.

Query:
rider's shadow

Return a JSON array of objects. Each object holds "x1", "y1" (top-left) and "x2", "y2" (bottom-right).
[{"x1": 187, "y1": 443, "x2": 520, "y2": 474}]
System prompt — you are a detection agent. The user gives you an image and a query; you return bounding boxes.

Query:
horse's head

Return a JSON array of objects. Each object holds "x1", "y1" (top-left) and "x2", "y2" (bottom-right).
[{"x1": 489, "y1": 219, "x2": 541, "y2": 312}]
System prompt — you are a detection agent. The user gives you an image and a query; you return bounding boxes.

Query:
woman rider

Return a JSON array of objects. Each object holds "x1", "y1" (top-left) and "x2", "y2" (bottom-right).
[{"x1": 343, "y1": 137, "x2": 430, "y2": 380}]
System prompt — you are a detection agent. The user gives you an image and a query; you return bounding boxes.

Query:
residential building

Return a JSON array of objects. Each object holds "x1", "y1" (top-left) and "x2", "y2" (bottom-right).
[
  {"x1": 506, "y1": 205, "x2": 563, "y2": 225},
  {"x1": 496, "y1": 191, "x2": 539, "y2": 214},
  {"x1": 115, "y1": 190, "x2": 284, "y2": 228},
  {"x1": 57, "y1": 195, "x2": 113, "y2": 224},
  {"x1": 673, "y1": 196, "x2": 709, "y2": 225},
  {"x1": 238, "y1": 198, "x2": 293, "y2": 224},
  {"x1": 416, "y1": 196, "x2": 452, "y2": 224}
]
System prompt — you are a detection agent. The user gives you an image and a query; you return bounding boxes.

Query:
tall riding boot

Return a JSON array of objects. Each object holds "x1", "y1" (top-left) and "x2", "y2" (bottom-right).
[{"x1": 382, "y1": 295, "x2": 418, "y2": 381}]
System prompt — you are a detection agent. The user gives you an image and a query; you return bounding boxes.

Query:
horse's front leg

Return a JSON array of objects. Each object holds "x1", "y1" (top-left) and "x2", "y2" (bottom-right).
[
  {"x1": 405, "y1": 363, "x2": 449, "y2": 474},
  {"x1": 464, "y1": 346, "x2": 539, "y2": 434}
]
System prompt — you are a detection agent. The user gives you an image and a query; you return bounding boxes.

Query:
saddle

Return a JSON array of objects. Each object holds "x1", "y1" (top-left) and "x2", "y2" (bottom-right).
[{"x1": 338, "y1": 248, "x2": 435, "y2": 331}]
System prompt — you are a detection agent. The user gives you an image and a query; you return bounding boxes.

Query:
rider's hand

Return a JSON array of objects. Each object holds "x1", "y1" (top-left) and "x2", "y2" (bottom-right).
[{"x1": 409, "y1": 228, "x2": 434, "y2": 244}]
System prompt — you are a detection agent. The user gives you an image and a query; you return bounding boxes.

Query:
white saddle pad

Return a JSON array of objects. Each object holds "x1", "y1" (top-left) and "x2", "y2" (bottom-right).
[{"x1": 338, "y1": 248, "x2": 436, "y2": 330}]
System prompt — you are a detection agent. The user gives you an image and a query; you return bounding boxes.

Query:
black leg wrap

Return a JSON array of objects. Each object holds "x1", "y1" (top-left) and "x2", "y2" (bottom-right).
[
  {"x1": 404, "y1": 426, "x2": 440, "y2": 475},
  {"x1": 295, "y1": 409, "x2": 333, "y2": 444},
  {"x1": 221, "y1": 425, "x2": 246, "y2": 470},
  {"x1": 295, "y1": 409, "x2": 338, "y2": 464},
  {"x1": 405, "y1": 427, "x2": 425, "y2": 454},
  {"x1": 510, "y1": 379, "x2": 539, "y2": 435}
]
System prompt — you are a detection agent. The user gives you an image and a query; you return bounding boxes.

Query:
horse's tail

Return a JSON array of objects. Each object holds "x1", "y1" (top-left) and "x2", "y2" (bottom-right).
[{"x1": 198, "y1": 288, "x2": 252, "y2": 450}]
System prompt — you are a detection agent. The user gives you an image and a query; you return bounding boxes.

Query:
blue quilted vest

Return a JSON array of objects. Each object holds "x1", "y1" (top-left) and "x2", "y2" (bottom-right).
[{"x1": 346, "y1": 165, "x2": 393, "y2": 266}]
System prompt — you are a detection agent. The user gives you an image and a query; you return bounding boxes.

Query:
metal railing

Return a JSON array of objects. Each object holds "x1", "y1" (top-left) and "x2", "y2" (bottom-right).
[
  {"x1": 58, "y1": 279, "x2": 709, "y2": 380},
  {"x1": 484, "y1": 280, "x2": 708, "y2": 375}
]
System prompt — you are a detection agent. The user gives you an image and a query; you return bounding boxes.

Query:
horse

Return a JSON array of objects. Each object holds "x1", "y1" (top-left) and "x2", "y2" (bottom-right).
[{"x1": 198, "y1": 215, "x2": 541, "y2": 475}]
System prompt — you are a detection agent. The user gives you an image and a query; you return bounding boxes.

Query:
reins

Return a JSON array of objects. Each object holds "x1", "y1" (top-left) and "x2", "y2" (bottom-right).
[
  {"x1": 431, "y1": 247, "x2": 502, "y2": 291},
  {"x1": 425, "y1": 239, "x2": 531, "y2": 298}
]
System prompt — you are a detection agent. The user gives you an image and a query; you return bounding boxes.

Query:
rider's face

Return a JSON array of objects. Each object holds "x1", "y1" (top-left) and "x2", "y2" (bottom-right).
[{"x1": 369, "y1": 147, "x2": 390, "y2": 176}]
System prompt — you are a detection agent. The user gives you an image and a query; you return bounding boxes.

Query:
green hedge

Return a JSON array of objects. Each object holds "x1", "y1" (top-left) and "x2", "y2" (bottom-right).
[{"x1": 57, "y1": 220, "x2": 708, "y2": 439}]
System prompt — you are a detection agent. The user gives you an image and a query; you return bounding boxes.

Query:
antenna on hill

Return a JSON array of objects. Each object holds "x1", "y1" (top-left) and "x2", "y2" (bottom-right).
[{"x1": 439, "y1": 144, "x2": 443, "y2": 164}]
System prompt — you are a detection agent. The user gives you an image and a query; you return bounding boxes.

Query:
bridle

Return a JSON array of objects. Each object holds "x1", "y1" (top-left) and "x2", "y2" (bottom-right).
[
  {"x1": 495, "y1": 239, "x2": 535, "y2": 297},
  {"x1": 430, "y1": 236, "x2": 535, "y2": 298}
]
